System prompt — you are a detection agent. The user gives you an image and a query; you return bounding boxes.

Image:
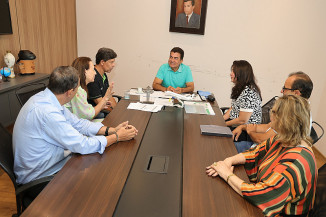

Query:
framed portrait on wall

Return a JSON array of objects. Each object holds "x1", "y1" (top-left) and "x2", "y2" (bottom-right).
[{"x1": 169, "y1": 0, "x2": 208, "y2": 35}]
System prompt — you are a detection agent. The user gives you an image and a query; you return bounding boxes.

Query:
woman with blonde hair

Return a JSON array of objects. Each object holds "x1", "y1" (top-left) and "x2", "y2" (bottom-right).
[
  {"x1": 207, "y1": 95, "x2": 317, "y2": 217},
  {"x1": 65, "y1": 57, "x2": 112, "y2": 121}
]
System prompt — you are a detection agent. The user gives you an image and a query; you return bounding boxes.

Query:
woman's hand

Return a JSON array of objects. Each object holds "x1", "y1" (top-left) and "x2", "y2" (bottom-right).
[
  {"x1": 116, "y1": 125, "x2": 138, "y2": 141},
  {"x1": 206, "y1": 161, "x2": 234, "y2": 180}
]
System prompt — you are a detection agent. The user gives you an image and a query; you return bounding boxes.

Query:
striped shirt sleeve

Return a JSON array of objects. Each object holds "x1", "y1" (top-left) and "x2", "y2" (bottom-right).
[
  {"x1": 240, "y1": 147, "x2": 317, "y2": 216},
  {"x1": 242, "y1": 137, "x2": 273, "y2": 182}
]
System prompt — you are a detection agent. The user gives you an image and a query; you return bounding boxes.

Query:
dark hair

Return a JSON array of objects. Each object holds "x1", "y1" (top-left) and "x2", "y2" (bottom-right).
[
  {"x1": 170, "y1": 47, "x2": 184, "y2": 60},
  {"x1": 231, "y1": 60, "x2": 262, "y2": 100},
  {"x1": 95, "y1": 47, "x2": 117, "y2": 65},
  {"x1": 289, "y1": 71, "x2": 313, "y2": 99},
  {"x1": 48, "y1": 66, "x2": 79, "y2": 94},
  {"x1": 184, "y1": 0, "x2": 195, "y2": 6},
  {"x1": 71, "y1": 57, "x2": 92, "y2": 91}
]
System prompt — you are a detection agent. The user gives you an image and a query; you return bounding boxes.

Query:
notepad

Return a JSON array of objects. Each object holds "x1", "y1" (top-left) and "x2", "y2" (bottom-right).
[{"x1": 200, "y1": 125, "x2": 233, "y2": 137}]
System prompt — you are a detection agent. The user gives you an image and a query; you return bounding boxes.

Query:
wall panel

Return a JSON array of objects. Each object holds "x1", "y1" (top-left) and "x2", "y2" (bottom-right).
[
  {"x1": 12, "y1": 0, "x2": 77, "y2": 74},
  {"x1": 0, "y1": 0, "x2": 20, "y2": 71}
]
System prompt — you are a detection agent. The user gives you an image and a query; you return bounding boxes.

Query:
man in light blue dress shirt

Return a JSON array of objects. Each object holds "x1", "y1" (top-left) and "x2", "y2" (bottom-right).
[
  {"x1": 152, "y1": 47, "x2": 194, "y2": 94},
  {"x1": 13, "y1": 66, "x2": 138, "y2": 190}
]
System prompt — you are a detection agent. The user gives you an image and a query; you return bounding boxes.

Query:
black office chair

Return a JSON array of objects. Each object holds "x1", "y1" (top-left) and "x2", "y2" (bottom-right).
[
  {"x1": 309, "y1": 163, "x2": 326, "y2": 217},
  {"x1": 0, "y1": 123, "x2": 53, "y2": 216},
  {"x1": 310, "y1": 121, "x2": 324, "y2": 145},
  {"x1": 260, "y1": 96, "x2": 278, "y2": 124},
  {"x1": 15, "y1": 83, "x2": 46, "y2": 106}
]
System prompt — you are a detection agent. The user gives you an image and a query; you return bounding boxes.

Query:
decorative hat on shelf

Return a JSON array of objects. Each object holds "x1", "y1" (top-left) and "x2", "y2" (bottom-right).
[{"x1": 17, "y1": 50, "x2": 36, "y2": 75}]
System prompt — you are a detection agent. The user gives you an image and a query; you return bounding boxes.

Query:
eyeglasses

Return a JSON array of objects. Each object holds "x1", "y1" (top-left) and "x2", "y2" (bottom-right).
[{"x1": 282, "y1": 86, "x2": 296, "y2": 91}]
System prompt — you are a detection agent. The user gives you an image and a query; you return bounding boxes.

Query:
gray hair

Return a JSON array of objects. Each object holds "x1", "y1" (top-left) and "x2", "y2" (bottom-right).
[{"x1": 48, "y1": 66, "x2": 79, "y2": 94}]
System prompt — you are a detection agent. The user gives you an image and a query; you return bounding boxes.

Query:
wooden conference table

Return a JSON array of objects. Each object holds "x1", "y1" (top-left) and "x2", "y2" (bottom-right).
[{"x1": 21, "y1": 99, "x2": 263, "y2": 217}]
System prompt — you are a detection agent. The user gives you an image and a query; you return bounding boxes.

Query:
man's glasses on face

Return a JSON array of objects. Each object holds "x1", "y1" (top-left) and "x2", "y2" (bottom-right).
[{"x1": 282, "y1": 86, "x2": 296, "y2": 91}]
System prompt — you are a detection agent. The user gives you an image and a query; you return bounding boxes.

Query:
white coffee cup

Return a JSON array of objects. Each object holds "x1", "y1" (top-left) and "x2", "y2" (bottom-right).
[{"x1": 138, "y1": 87, "x2": 142, "y2": 93}]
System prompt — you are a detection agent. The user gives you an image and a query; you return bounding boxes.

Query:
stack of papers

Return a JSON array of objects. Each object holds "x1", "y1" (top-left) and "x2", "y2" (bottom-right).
[
  {"x1": 126, "y1": 90, "x2": 206, "y2": 112},
  {"x1": 128, "y1": 89, "x2": 202, "y2": 101},
  {"x1": 127, "y1": 102, "x2": 163, "y2": 112},
  {"x1": 153, "y1": 98, "x2": 174, "y2": 107},
  {"x1": 184, "y1": 101, "x2": 215, "y2": 115}
]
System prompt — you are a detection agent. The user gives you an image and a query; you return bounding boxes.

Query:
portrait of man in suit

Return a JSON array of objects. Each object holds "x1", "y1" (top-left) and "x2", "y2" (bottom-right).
[{"x1": 175, "y1": 0, "x2": 201, "y2": 29}]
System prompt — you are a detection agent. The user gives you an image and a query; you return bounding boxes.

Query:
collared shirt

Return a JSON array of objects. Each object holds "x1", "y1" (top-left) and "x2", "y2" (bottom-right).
[
  {"x1": 187, "y1": 12, "x2": 193, "y2": 22},
  {"x1": 13, "y1": 88, "x2": 107, "y2": 184},
  {"x1": 155, "y1": 63, "x2": 193, "y2": 88},
  {"x1": 87, "y1": 67, "x2": 110, "y2": 107},
  {"x1": 64, "y1": 86, "x2": 96, "y2": 120}
]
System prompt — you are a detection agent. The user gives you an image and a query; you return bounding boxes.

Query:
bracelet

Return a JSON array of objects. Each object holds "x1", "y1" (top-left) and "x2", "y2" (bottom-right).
[
  {"x1": 105, "y1": 127, "x2": 109, "y2": 136},
  {"x1": 226, "y1": 173, "x2": 235, "y2": 183},
  {"x1": 114, "y1": 131, "x2": 119, "y2": 143}
]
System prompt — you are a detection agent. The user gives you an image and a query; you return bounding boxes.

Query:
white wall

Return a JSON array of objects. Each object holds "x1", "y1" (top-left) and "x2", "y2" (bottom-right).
[{"x1": 76, "y1": 0, "x2": 326, "y2": 155}]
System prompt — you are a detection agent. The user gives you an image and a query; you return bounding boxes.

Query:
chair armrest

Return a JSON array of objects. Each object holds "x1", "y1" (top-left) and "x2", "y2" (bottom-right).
[
  {"x1": 15, "y1": 175, "x2": 54, "y2": 196},
  {"x1": 113, "y1": 95, "x2": 122, "y2": 102},
  {"x1": 220, "y1": 107, "x2": 230, "y2": 115},
  {"x1": 311, "y1": 121, "x2": 324, "y2": 145}
]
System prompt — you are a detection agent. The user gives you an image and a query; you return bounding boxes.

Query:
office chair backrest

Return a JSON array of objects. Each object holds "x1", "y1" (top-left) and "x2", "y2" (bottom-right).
[
  {"x1": 1, "y1": 123, "x2": 54, "y2": 215},
  {"x1": 16, "y1": 83, "x2": 46, "y2": 106},
  {"x1": 261, "y1": 96, "x2": 277, "y2": 124},
  {"x1": 0, "y1": 123, "x2": 18, "y2": 190},
  {"x1": 310, "y1": 121, "x2": 324, "y2": 145},
  {"x1": 309, "y1": 163, "x2": 326, "y2": 216}
]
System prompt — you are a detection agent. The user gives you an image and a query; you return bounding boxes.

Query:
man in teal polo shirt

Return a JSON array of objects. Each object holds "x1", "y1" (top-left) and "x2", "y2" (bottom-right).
[{"x1": 152, "y1": 47, "x2": 194, "y2": 93}]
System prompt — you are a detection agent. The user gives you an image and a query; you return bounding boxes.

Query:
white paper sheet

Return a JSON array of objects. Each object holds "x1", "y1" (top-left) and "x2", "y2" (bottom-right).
[
  {"x1": 127, "y1": 90, "x2": 201, "y2": 101},
  {"x1": 127, "y1": 102, "x2": 163, "y2": 112},
  {"x1": 184, "y1": 101, "x2": 215, "y2": 115},
  {"x1": 153, "y1": 98, "x2": 174, "y2": 107}
]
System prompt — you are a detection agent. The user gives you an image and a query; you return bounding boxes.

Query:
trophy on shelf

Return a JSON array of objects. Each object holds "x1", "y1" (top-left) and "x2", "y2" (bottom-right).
[
  {"x1": 16, "y1": 50, "x2": 36, "y2": 75},
  {"x1": 4, "y1": 51, "x2": 15, "y2": 78}
]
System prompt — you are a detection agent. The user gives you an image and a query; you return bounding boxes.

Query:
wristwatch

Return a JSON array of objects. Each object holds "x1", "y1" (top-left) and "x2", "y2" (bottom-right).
[{"x1": 105, "y1": 127, "x2": 109, "y2": 136}]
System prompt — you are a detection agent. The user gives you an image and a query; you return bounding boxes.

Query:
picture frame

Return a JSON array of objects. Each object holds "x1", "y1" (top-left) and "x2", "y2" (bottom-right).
[{"x1": 169, "y1": 0, "x2": 208, "y2": 35}]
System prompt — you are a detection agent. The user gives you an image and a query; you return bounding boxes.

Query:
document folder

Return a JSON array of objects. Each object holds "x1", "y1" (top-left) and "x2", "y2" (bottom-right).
[{"x1": 200, "y1": 125, "x2": 233, "y2": 137}]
